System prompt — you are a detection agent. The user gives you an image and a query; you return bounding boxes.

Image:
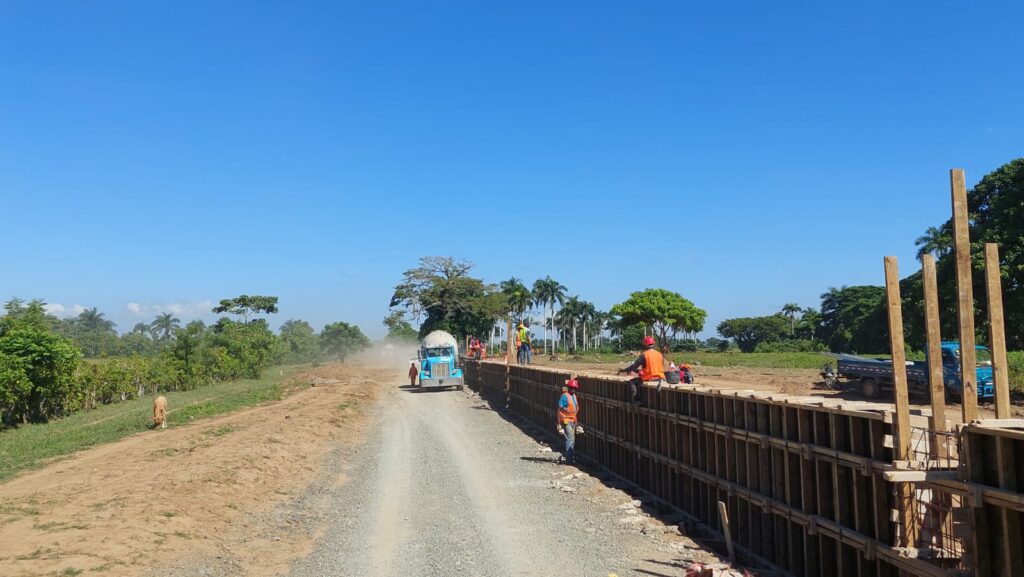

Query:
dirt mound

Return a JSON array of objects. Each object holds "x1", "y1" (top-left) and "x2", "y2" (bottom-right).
[{"x1": 0, "y1": 363, "x2": 397, "y2": 577}]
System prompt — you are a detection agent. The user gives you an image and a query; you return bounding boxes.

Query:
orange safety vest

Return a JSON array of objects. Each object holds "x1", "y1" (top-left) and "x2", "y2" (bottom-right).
[
  {"x1": 640, "y1": 349, "x2": 665, "y2": 381},
  {"x1": 558, "y1": 392, "x2": 578, "y2": 424}
]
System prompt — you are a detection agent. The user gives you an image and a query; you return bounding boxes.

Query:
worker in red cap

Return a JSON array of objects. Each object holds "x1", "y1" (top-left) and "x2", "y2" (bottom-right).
[
  {"x1": 617, "y1": 336, "x2": 666, "y2": 405},
  {"x1": 557, "y1": 374, "x2": 581, "y2": 464}
]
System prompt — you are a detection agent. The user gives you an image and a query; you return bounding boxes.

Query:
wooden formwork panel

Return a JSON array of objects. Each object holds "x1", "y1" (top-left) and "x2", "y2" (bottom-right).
[
  {"x1": 465, "y1": 361, "x2": 962, "y2": 577},
  {"x1": 960, "y1": 425, "x2": 1024, "y2": 577}
]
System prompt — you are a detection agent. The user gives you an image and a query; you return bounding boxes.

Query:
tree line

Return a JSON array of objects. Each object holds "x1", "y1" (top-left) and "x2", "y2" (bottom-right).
[
  {"x1": 387, "y1": 256, "x2": 708, "y2": 354},
  {"x1": 0, "y1": 295, "x2": 371, "y2": 427},
  {"x1": 717, "y1": 158, "x2": 1024, "y2": 355}
]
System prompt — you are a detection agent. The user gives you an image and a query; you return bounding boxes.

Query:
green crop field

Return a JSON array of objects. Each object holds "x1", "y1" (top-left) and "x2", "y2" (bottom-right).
[{"x1": 0, "y1": 365, "x2": 310, "y2": 483}]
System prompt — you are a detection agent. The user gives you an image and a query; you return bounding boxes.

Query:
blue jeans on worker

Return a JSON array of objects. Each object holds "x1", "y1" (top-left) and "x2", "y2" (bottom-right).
[
  {"x1": 562, "y1": 422, "x2": 576, "y2": 464},
  {"x1": 517, "y1": 343, "x2": 532, "y2": 365}
]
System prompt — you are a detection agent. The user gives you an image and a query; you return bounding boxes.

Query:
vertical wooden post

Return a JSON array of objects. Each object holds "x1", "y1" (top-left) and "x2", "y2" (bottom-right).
[
  {"x1": 922, "y1": 255, "x2": 948, "y2": 452},
  {"x1": 506, "y1": 317, "x2": 514, "y2": 365},
  {"x1": 718, "y1": 500, "x2": 736, "y2": 562},
  {"x1": 922, "y1": 254, "x2": 951, "y2": 553},
  {"x1": 984, "y1": 243, "x2": 1011, "y2": 419},
  {"x1": 951, "y1": 168, "x2": 979, "y2": 422},
  {"x1": 884, "y1": 256, "x2": 916, "y2": 547}
]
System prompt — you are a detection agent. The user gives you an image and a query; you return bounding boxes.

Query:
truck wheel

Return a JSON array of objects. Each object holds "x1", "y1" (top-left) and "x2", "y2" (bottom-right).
[{"x1": 859, "y1": 378, "x2": 880, "y2": 399}]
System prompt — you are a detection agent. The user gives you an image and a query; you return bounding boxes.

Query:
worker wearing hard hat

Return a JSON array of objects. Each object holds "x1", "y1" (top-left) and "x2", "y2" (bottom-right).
[
  {"x1": 515, "y1": 320, "x2": 532, "y2": 365},
  {"x1": 616, "y1": 336, "x2": 666, "y2": 405},
  {"x1": 557, "y1": 375, "x2": 581, "y2": 464}
]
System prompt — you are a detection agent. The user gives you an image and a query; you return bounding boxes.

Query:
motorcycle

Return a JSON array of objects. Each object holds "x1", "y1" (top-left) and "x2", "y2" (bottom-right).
[{"x1": 820, "y1": 362, "x2": 838, "y2": 389}]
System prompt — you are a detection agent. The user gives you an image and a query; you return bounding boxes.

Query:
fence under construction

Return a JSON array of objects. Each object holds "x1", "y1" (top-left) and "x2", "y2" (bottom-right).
[
  {"x1": 466, "y1": 361, "x2": 972, "y2": 577},
  {"x1": 465, "y1": 169, "x2": 1024, "y2": 577}
]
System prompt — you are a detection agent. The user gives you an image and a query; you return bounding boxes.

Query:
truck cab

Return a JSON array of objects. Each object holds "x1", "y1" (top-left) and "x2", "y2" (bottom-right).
[
  {"x1": 937, "y1": 342, "x2": 995, "y2": 400},
  {"x1": 416, "y1": 330, "x2": 464, "y2": 390},
  {"x1": 833, "y1": 341, "x2": 994, "y2": 401}
]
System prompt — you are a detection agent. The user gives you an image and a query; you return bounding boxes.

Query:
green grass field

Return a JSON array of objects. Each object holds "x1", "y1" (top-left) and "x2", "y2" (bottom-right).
[{"x1": 0, "y1": 365, "x2": 310, "y2": 483}]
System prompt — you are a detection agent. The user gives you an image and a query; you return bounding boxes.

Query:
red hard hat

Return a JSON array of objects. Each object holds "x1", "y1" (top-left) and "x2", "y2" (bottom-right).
[
  {"x1": 566, "y1": 378, "x2": 579, "y2": 389},
  {"x1": 643, "y1": 336, "x2": 655, "y2": 347}
]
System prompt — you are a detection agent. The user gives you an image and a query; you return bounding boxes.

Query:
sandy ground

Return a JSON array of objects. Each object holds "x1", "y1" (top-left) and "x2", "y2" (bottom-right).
[
  {"x1": 530, "y1": 356, "x2": 1016, "y2": 423},
  {"x1": 0, "y1": 363, "x2": 396, "y2": 577}
]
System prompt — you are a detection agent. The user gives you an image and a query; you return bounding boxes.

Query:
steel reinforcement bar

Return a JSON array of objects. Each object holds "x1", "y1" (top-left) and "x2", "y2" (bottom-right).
[{"x1": 465, "y1": 360, "x2": 966, "y2": 577}]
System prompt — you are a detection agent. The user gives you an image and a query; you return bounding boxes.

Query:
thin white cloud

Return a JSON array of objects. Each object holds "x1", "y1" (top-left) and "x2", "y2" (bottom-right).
[
  {"x1": 125, "y1": 300, "x2": 214, "y2": 319},
  {"x1": 44, "y1": 303, "x2": 67, "y2": 316},
  {"x1": 70, "y1": 304, "x2": 87, "y2": 316}
]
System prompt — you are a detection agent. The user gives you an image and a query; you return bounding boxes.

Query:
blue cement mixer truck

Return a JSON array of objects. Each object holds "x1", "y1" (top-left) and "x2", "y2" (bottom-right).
[{"x1": 415, "y1": 330, "x2": 464, "y2": 390}]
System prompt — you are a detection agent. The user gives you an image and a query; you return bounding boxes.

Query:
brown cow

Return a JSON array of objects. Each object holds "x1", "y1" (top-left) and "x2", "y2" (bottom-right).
[{"x1": 152, "y1": 396, "x2": 168, "y2": 429}]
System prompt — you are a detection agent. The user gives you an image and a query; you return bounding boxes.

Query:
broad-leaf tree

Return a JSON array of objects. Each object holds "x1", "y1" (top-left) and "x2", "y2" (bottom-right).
[
  {"x1": 390, "y1": 257, "x2": 503, "y2": 340},
  {"x1": 321, "y1": 322, "x2": 371, "y2": 361},
  {"x1": 610, "y1": 289, "x2": 707, "y2": 352},
  {"x1": 212, "y1": 295, "x2": 279, "y2": 323},
  {"x1": 716, "y1": 315, "x2": 789, "y2": 353}
]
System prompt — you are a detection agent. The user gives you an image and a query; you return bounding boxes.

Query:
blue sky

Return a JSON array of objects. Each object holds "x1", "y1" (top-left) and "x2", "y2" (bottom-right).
[{"x1": 2, "y1": 1, "x2": 1021, "y2": 338}]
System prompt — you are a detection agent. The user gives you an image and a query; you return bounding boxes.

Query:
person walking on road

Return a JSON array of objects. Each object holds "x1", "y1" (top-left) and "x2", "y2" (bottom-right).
[
  {"x1": 515, "y1": 320, "x2": 532, "y2": 365},
  {"x1": 616, "y1": 336, "x2": 666, "y2": 405},
  {"x1": 408, "y1": 361, "x2": 418, "y2": 387},
  {"x1": 557, "y1": 375, "x2": 581, "y2": 464}
]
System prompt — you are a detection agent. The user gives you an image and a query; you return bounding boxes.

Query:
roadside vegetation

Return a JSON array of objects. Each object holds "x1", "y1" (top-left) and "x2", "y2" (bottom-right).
[{"x1": 0, "y1": 295, "x2": 372, "y2": 430}]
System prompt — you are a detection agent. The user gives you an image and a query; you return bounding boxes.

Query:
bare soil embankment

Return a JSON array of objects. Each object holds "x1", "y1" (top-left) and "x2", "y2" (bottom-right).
[{"x1": 0, "y1": 363, "x2": 396, "y2": 577}]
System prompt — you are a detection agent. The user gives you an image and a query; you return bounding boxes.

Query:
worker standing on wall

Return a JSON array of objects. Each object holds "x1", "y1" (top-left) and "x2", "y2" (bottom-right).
[
  {"x1": 516, "y1": 320, "x2": 532, "y2": 365},
  {"x1": 616, "y1": 336, "x2": 665, "y2": 405},
  {"x1": 557, "y1": 375, "x2": 581, "y2": 464}
]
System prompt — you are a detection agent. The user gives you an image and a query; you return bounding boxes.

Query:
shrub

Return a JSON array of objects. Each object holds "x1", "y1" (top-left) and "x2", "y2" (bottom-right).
[{"x1": 1008, "y1": 351, "x2": 1024, "y2": 392}]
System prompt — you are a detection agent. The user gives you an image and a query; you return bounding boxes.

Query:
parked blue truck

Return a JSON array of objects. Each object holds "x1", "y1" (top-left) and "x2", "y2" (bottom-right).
[
  {"x1": 832, "y1": 341, "x2": 994, "y2": 401},
  {"x1": 416, "y1": 330, "x2": 464, "y2": 390}
]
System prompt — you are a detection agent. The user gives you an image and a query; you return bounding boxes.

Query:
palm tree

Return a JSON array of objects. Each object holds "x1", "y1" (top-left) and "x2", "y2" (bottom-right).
[
  {"x1": 914, "y1": 224, "x2": 952, "y2": 262},
  {"x1": 532, "y1": 277, "x2": 567, "y2": 354},
  {"x1": 500, "y1": 278, "x2": 532, "y2": 321},
  {"x1": 151, "y1": 313, "x2": 181, "y2": 342},
  {"x1": 578, "y1": 300, "x2": 597, "y2": 351},
  {"x1": 130, "y1": 322, "x2": 153, "y2": 339},
  {"x1": 77, "y1": 307, "x2": 116, "y2": 334},
  {"x1": 781, "y1": 303, "x2": 801, "y2": 335},
  {"x1": 557, "y1": 296, "x2": 586, "y2": 352}
]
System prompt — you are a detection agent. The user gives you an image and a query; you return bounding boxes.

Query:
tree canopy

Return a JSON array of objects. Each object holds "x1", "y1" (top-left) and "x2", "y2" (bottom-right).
[
  {"x1": 382, "y1": 311, "x2": 418, "y2": 342},
  {"x1": 212, "y1": 295, "x2": 279, "y2": 322},
  {"x1": 609, "y1": 289, "x2": 706, "y2": 351},
  {"x1": 390, "y1": 257, "x2": 504, "y2": 340},
  {"x1": 716, "y1": 315, "x2": 789, "y2": 353},
  {"x1": 321, "y1": 322, "x2": 371, "y2": 360}
]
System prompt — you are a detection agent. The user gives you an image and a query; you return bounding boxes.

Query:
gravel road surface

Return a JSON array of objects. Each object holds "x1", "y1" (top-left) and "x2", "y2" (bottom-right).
[{"x1": 288, "y1": 383, "x2": 707, "y2": 577}]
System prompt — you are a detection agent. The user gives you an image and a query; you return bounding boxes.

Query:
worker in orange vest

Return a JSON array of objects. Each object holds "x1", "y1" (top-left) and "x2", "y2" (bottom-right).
[
  {"x1": 557, "y1": 376, "x2": 581, "y2": 464},
  {"x1": 617, "y1": 335, "x2": 666, "y2": 405}
]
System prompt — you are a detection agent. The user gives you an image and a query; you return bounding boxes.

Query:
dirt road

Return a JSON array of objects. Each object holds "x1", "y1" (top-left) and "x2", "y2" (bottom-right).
[
  {"x1": 3, "y1": 363, "x2": 721, "y2": 577},
  {"x1": 286, "y1": 384, "x2": 713, "y2": 577}
]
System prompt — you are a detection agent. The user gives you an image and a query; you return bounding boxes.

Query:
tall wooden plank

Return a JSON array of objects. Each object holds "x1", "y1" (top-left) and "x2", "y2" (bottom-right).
[
  {"x1": 884, "y1": 257, "x2": 912, "y2": 461},
  {"x1": 984, "y1": 243, "x2": 1012, "y2": 419},
  {"x1": 922, "y1": 254, "x2": 949, "y2": 447},
  {"x1": 951, "y1": 168, "x2": 979, "y2": 422},
  {"x1": 996, "y1": 436, "x2": 1023, "y2": 577},
  {"x1": 883, "y1": 256, "x2": 916, "y2": 547}
]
